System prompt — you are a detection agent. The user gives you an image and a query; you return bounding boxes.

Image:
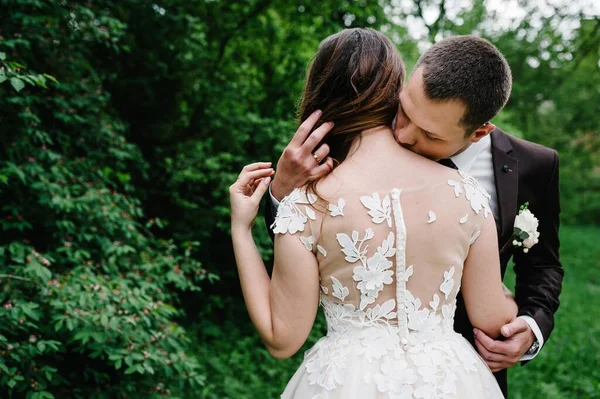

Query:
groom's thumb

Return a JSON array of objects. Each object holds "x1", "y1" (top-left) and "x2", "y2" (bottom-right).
[{"x1": 501, "y1": 325, "x2": 512, "y2": 337}]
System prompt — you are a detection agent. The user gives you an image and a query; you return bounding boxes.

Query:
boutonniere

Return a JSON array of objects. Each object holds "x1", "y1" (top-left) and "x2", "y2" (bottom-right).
[{"x1": 501, "y1": 202, "x2": 540, "y2": 254}]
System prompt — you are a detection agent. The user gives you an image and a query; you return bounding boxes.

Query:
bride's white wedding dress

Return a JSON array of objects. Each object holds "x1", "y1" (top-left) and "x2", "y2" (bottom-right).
[{"x1": 272, "y1": 169, "x2": 505, "y2": 399}]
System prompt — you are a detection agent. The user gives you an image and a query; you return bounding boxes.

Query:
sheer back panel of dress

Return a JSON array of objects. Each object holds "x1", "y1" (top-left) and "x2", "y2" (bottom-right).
[
  {"x1": 272, "y1": 167, "x2": 491, "y2": 338},
  {"x1": 315, "y1": 179, "x2": 485, "y2": 323}
]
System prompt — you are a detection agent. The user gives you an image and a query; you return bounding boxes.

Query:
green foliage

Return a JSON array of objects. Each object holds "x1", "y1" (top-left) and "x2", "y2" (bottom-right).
[
  {"x1": 0, "y1": 1, "x2": 215, "y2": 397},
  {"x1": 0, "y1": 0, "x2": 598, "y2": 397}
]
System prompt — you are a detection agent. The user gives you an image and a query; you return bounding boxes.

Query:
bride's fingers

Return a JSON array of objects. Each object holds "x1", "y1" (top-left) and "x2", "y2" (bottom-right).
[
  {"x1": 238, "y1": 167, "x2": 274, "y2": 186},
  {"x1": 312, "y1": 143, "x2": 330, "y2": 165},
  {"x1": 251, "y1": 176, "x2": 271, "y2": 200},
  {"x1": 310, "y1": 156, "x2": 334, "y2": 177},
  {"x1": 241, "y1": 162, "x2": 272, "y2": 174}
]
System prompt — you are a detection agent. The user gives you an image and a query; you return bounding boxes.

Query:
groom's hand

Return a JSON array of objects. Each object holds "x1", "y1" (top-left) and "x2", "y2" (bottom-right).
[
  {"x1": 271, "y1": 110, "x2": 335, "y2": 200},
  {"x1": 473, "y1": 318, "x2": 535, "y2": 372}
]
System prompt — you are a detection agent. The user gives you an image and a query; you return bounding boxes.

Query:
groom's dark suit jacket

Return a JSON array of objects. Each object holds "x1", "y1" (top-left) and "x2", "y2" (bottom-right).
[{"x1": 264, "y1": 128, "x2": 564, "y2": 398}]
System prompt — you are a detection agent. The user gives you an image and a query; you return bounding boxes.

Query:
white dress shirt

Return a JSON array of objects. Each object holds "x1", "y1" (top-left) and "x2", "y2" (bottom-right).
[{"x1": 269, "y1": 133, "x2": 543, "y2": 360}]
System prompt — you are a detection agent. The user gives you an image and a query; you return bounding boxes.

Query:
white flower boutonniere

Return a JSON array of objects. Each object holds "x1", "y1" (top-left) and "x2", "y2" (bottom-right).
[{"x1": 509, "y1": 202, "x2": 540, "y2": 253}]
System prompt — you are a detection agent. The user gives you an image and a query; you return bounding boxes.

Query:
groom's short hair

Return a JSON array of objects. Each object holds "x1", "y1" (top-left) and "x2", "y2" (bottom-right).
[{"x1": 415, "y1": 35, "x2": 512, "y2": 135}]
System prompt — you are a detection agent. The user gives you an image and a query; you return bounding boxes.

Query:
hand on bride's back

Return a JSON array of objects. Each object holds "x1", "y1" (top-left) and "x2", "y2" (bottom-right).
[{"x1": 271, "y1": 110, "x2": 335, "y2": 201}]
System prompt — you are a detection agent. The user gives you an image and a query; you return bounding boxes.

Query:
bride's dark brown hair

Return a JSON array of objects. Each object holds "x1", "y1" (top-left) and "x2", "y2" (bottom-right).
[{"x1": 300, "y1": 28, "x2": 405, "y2": 200}]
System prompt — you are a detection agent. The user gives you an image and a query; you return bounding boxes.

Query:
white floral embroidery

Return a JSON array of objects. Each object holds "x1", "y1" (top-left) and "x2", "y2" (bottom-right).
[
  {"x1": 458, "y1": 170, "x2": 492, "y2": 218},
  {"x1": 427, "y1": 211, "x2": 436, "y2": 224},
  {"x1": 351, "y1": 232, "x2": 396, "y2": 310},
  {"x1": 360, "y1": 192, "x2": 392, "y2": 227},
  {"x1": 305, "y1": 206, "x2": 317, "y2": 221},
  {"x1": 328, "y1": 198, "x2": 346, "y2": 217},
  {"x1": 336, "y1": 229, "x2": 372, "y2": 263},
  {"x1": 373, "y1": 357, "x2": 417, "y2": 398},
  {"x1": 469, "y1": 230, "x2": 481, "y2": 245},
  {"x1": 429, "y1": 294, "x2": 440, "y2": 311},
  {"x1": 331, "y1": 276, "x2": 349, "y2": 302},
  {"x1": 397, "y1": 265, "x2": 413, "y2": 282},
  {"x1": 300, "y1": 235, "x2": 315, "y2": 251},
  {"x1": 271, "y1": 188, "x2": 317, "y2": 234},
  {"x1": 320, "y1": 285, "x2": 328, "y2": 294},
  {"x1": 447, "y1": 179, "x2": 463, "y2": 197},
  {"x1": 460, "y1": 214, "x2": 468, "y2": 224},
  {"x1": 317, "y1": 245, "x2": 327, "y2": 257},
  {"x1": 440, "y1": 267, "x2": 455, "y2": 299}
]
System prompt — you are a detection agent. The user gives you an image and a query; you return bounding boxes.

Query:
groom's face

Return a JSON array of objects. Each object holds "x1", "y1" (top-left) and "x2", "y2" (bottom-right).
[{"x1": 394, "y1": 67, "x2": 483, "y2": 161}]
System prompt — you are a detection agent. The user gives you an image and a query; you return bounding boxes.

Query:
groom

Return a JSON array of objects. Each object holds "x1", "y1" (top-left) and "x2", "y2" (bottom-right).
[{"x1": 263, "y1": 35, "x2": 563, "y2": 397}]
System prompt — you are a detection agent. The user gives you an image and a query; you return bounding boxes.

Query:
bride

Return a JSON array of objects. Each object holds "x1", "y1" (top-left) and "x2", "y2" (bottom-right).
[{"x1": 229, "y1": 28, "x2": 515, "y2": 398}]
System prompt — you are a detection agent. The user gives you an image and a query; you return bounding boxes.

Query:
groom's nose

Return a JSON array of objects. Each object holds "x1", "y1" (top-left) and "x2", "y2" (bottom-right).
[{"x1": 396, "y1": 126, "x2": 418, "y2": 147}]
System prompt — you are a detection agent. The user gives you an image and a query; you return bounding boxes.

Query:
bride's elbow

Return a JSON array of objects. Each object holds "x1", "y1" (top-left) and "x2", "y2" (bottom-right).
[
  {"x1": 264, "y1": 336, "x2": 301, "y2": 359},
  {"x1": 266, "y1": 344, "x2": 298, "y2": 360},
  {"x1": 470, "y1": 310, "x2": 515, "y2": 339}
]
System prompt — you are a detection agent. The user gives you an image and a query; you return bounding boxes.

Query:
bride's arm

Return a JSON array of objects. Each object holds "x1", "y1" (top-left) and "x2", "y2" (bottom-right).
[
  {"x1": 232, "y1": 226, "x2": 319, "y2": 359},
  {"x1": 462, "y1": 214, "x2": 518, "y2": 338},
  {"x1": 230, "y1": 163, "x2": 320, "y2": 359}
]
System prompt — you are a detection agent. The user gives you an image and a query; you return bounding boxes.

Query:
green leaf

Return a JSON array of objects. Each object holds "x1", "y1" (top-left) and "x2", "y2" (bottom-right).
[
  {"x1": 518, "y1": 231, "x2": 530, "y2": 240},
  {"x1": 0, "y1": 52, "x2": 6, "y2": 60},
  {"x1": 124, "y1": 365, "x2": 137, "y2": 375},
  {"x1": 21, "y1": 303, "x2": 41, "y2": 321},
  {"x1": 42, "y1": 73, "x2": 58, "y2": 83},
  {"x1": 10, "y1": 77, "x2": 25, "y2": 92},
  {"x1": 37, "y1": 341, "x2": 46, "y2": 352},
  {"x1": 0, "y1": 69, "x2": 6, "y2": 84}
]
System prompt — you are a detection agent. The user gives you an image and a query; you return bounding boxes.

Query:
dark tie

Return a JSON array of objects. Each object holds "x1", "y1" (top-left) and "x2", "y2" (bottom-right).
[{"x1": 438, "y1": 158, "x2": 458, "y2": 170}]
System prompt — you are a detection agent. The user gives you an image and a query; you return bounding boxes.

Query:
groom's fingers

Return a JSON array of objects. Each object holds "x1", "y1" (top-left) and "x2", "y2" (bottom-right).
[
  {"x1": 488, "y1": 361, "x2": 509, "y2": 373},
  {"x1": 473, "y1": 329, "x2": 507, "y2": 355},
  {"x1": 501, "y1": 317, "x2": 528, "y2": 338},
  {"x1": 290, "y1": 110, "x2": 322, "y2": 147},
  {"x1": 474, "y1": 338, "x2": 506, "y2": 362}
]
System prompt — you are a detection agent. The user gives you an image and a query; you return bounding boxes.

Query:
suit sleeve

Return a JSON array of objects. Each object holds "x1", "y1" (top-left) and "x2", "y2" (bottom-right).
[{"x1": 513, "y1": 150, "x2": 564, "y2": 345}]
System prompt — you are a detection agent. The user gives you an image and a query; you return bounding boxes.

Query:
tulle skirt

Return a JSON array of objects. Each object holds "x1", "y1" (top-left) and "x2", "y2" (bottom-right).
[{"x1": 281, "y1": 328, "x2": 504, "y2": 399}]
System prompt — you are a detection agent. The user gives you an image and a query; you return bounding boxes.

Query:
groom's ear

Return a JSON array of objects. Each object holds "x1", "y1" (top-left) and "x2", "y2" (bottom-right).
[{"x1": 468, "y1": 122, "x2": 496, "y2": 143}]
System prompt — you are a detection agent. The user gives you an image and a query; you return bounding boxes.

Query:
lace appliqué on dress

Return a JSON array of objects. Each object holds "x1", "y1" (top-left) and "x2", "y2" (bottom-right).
[
  {"x1": 271, "y1": 188, "x2": 318, "y2": 235},
  {"x1": 336, "y1": 229, "x2": 396, "y2": 310},
  {"x1": 448, "y1": 170, "x2": 492, "y2": 218}
]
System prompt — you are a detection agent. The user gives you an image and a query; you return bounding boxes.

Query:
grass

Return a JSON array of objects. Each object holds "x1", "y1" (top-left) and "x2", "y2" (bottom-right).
[
  {"x1": 200, "y1": 225, "x2": 600, "y2": 398},
  {"x1": 504, "y1": 225, "x2": 600, "y2": 398}
]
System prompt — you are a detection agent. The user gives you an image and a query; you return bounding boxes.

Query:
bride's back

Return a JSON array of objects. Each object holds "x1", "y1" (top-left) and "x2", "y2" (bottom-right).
[{"x1": 276, "y1": 128, "x2": 491, "y2": 335}]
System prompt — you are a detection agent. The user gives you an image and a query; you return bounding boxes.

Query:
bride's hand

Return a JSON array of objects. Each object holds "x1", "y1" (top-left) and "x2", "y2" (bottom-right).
[{"x1": 229, "y1": 162, "x2": 274, "y2": 231}]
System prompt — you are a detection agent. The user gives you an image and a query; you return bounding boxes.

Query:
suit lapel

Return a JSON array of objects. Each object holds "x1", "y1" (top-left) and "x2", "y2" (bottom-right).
[{"x1": 491, "y1": 129, "x2": 519, "y2": 245}]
